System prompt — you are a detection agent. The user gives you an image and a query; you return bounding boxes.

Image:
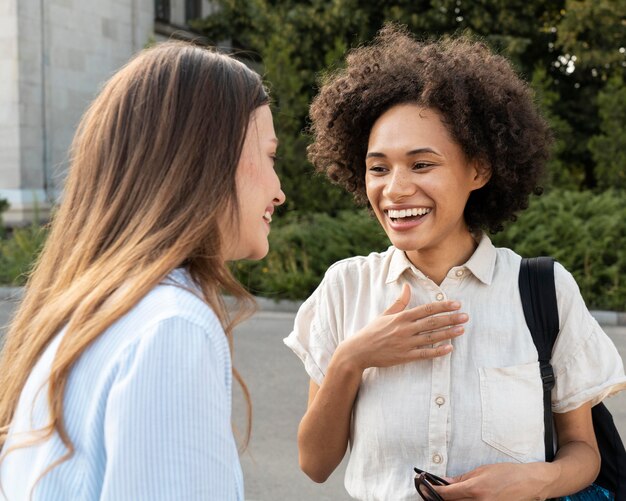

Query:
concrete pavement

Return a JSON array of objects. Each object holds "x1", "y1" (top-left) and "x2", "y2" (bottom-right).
[{"x1": 1, "y1": 299, "x2": 626, "y2": 500}]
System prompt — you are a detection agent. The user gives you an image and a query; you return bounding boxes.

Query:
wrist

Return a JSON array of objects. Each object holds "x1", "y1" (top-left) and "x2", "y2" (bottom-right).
[
  {"x1": 332, "y1": 339, "x2": 367, "y2": 376},
  {"x1": 529, "y1": 461, "x2": 561, "y2": 499}
]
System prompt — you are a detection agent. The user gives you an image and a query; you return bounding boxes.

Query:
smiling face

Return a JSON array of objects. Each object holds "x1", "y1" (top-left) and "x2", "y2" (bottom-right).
[
  {"x1": 365, "y1": 104, "x2": 488, "y2": 267},
  {"x1": 224, "y1": 104, "x2": 285, "y2": 261}
]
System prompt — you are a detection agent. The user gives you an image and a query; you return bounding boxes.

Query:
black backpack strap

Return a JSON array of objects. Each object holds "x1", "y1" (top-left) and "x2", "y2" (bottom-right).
[{"x1": 519, "y1": 257, "x2": 559, "y2": 462}]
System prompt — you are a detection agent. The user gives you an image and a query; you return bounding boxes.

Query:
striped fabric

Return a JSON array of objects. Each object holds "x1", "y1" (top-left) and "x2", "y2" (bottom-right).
[{"x1": 0, "y1": 269, "x2": 244, "y2": 500}]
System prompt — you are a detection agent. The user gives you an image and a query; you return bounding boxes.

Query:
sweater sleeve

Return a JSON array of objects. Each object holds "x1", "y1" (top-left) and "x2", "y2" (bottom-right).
[{"x1": 100, "y1": 315, "x2": 243, "y2": 500}]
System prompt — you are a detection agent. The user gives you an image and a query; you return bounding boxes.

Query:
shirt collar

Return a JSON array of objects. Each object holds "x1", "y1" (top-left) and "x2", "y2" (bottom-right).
[
  {"x1": 386, "y1": 247, "x2": 425, "y2": 284},
  {"x1": 385, "y1": 232, "x2": 497, "y2": 285},
  {"x1": 463, "y1": 233, "x2": 496, "y2": 285},
  {"x1": 164, "y1": 267, "x2": 202, "y2": 294}
]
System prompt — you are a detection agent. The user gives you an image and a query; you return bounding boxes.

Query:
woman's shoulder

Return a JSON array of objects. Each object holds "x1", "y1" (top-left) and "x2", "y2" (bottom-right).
[
  {"x1": 140, "y1": 268, "x2": 219, "y2": 325},
  {"x1": 491, "y1": 242, "x2": 579, "y2": 294},
  {"x1": 96, "y1": 270, "x2": 226, "y2": 363}
]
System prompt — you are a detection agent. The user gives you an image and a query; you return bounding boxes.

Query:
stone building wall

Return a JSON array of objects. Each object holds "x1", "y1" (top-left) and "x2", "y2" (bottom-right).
[{"x1": 0, "y1": 0, "x2": 215, "y2": 224}]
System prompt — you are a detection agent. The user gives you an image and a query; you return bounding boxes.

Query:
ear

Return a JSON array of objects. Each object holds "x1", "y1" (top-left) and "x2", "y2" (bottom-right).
[{"x1": 469, "y1": 160, "x2": 491, "y2": 191}]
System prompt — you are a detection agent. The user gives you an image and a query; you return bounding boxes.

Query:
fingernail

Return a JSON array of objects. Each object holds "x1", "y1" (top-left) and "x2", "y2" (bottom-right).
[{"x1": 450, "y1": 301, "x2": 461, "y2": 309}]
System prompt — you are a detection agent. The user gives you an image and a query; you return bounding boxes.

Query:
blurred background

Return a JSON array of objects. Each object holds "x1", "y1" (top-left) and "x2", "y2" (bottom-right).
[
  {"x1": 1, "y1": 1, "x2": 625, "y2": 499},
  {"x1": 1, "y1": 0, "x2": 625, "y2": 310}
]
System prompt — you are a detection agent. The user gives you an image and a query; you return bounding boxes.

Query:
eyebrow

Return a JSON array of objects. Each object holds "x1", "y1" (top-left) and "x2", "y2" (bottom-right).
[{"x1": 366, "y1": 147, "x2": 440, "y2": 159}]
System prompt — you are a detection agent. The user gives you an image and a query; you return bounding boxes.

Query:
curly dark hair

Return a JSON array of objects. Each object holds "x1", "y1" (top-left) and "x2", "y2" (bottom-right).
[{"x1": 308, "y1": 24, "x2": 552, "y2": 233}]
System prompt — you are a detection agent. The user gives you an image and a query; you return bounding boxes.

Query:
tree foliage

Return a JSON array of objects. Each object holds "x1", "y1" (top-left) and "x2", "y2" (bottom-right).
[
  {"x1": 589, "y1": 75, "x2": 626, "y2": 190},
  {"x1": 194, "y1": 0, "x2": 625, "y2": 211}
]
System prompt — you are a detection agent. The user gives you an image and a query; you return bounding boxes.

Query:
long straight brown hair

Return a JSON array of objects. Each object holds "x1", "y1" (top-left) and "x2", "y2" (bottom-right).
[{"x1": 0, "y1": 41, "x2": 266, "y2": 467}]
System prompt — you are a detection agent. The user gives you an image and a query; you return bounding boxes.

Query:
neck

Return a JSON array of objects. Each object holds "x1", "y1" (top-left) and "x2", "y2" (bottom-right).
[{"x1": 405, "y1": 231, "x2": 478, "y2": 285}]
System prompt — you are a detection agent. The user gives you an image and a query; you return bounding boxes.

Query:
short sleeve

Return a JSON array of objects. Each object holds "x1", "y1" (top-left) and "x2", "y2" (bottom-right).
[
  {"x1": 551, "y1": 263, "x2": 626, "y2": 413},
  {"x1": 283, "y1": 271, "x2": 344, "y2": 386},
  {"x1": 101, "y1": 316, "x2": 242, "y2": 500}
]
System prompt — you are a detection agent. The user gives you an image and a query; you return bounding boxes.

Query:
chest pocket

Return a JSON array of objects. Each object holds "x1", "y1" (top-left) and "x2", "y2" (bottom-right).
[{"x1": 479, "y1": 362, "x2": 544, "y2": 462}]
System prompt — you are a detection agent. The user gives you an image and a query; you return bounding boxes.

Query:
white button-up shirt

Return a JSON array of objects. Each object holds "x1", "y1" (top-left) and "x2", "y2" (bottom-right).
[{"x1": 284, "y1": 235, "x2": 626, "y2": 501}]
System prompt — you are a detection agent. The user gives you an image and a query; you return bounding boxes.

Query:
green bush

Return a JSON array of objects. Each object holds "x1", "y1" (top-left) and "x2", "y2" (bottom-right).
[
  {"x1": 492, "y1": 189, "x2": 626, "y2": 311},
  {"x1": 0, "y1": 223, "x2": 48, "y2": 286},
  {"x1": 237, "y1": 191, "x2": 626, "y2": 311},
  {"x1": 0, "y1": 198, "x2": 9, "y2": 238},
  {"x1": 232, "y1": 210, "x2": 389, "y2": 300},
  {"x1": 2, "y1": 191, "x2": 625, "y2": 311}
]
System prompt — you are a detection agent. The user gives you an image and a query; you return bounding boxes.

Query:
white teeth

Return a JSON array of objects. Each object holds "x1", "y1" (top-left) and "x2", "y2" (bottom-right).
[
  {"x1": 263, "y1": 211, "x2": 272, "y2": 223},
  {"x1": 387, "y1": 208, "x2": 431, "y2": 219}
]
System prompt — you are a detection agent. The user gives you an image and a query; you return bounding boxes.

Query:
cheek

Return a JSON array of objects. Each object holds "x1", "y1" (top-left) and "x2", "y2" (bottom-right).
[
  {"x1": 265, "y1": 166, "x2": 279, "y2": 191},
  {"x1": 365, "y1": 178, "x2": 380, "y2": 203}
]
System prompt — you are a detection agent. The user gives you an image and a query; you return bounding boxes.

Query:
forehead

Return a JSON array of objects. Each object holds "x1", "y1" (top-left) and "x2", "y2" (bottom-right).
[
  {"x1": 367, "y1": 104, "x2": 454, "y2": 151},
  {"x1": 248, "y1": 104, "x2": 276, "y2": 141}
]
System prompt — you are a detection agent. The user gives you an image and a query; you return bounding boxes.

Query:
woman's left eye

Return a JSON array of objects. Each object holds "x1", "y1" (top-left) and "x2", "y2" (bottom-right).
[{"x1": 413, "y1": 162, "x2": 432, "y2": 170}]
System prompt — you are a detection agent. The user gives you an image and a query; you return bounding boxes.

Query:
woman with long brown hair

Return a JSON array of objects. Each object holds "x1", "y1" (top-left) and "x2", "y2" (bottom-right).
[{"x1": 0, "y1": 41, "x2": 284, "y2": 499}]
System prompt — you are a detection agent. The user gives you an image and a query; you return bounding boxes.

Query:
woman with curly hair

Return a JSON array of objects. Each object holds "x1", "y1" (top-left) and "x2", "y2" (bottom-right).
[
  {"x1": 284, "y1": 25, "x2": 626, "y2": 500},
  {"x1": 0, "y1": 42, "x2": 285, "y2": 499}
]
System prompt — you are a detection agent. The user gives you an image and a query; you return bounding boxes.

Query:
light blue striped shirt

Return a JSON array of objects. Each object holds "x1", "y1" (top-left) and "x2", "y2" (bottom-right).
[{"x1": 0, "y1": 269, "x2": 244, "y2": 500}]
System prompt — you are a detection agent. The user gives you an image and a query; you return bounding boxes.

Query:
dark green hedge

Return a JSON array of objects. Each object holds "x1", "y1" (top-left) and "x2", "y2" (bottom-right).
[
  {"x1": 0, "y1": 223, "x2": 47, "y2": 286},
  {"x1": 493, "y1": 189, "x2": 626, "y2": 311},
  {"x1": 236, "y1": 190, "x2": 626, "y2": 310},
  {"x1": 1, "y1": 191, "x2": 624, "y2": 310},
  {"x1": 232, "y1": 210, "x2": 390, "y2": 300}
]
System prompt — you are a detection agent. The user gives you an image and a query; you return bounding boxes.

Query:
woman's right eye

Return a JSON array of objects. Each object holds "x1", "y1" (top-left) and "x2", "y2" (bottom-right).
[{"x1": 368, "y1": 165, "x2": 387, "y2": 173}]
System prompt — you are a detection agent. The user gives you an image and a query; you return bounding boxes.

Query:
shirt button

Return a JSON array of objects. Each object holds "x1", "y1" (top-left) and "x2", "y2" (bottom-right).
[
  {"x1": 432, "y1": 453, "x2": 443, "y2": 464},
  {"x1": 435, "y1": 396, "x2": 445, "y2": 406},
  {"x1": 436, "y1": 293, "x2": 444, "y2": 301},
  {"x1": 455, "y1": 269, "x2": 464, "y2": 277}
]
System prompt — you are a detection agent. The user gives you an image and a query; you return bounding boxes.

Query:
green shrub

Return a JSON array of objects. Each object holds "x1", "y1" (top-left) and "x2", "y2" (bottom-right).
[
  {"x1": 2, "y1": 191, "x2": 624, "y2": 311},
  {"x1": 0, "y1": 198, "x2": 9, "y2": 238},
  {"x1": 232, "y1": 210, "x2": 389, "y2": 300},
  {"x1": 236, "y1": 191, "x2": 626, "y2": 310},
  {"x1": 0, "y1": 223, "x2": 48, "y2": 286},
  {"x1": 492, "y1": 189, "x2": 626, "y2": 311}
]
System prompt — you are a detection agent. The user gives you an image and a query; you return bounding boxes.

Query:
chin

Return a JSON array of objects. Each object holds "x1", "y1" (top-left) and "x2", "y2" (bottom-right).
[
  {"x1": 386, "y1": 235, "x2": 422, "y2": 252},
  {"x1": 243, "y1": 243, "x2": 270, "y2": 261},
  {"x1": 226, "y1": 245, "x2": 269, "y2": 262},
  {"x1": 391, "y1": 242, "x2": 411, "y2": 250}
]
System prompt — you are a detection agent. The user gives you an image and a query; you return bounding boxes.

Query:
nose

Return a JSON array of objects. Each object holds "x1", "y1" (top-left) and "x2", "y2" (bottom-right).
[
  {"x1": 272, "y1": 167, "x2": 286, "y2": 206},
  {"x1": 274, "y1": 188, "x2": 286, "y2": 206},
  {"x1": 384, "y1": 167, "x2": 416, "y2": 199}
]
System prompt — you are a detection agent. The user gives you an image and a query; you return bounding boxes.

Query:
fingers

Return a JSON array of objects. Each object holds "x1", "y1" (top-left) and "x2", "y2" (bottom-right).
[
  {"x1": 414, "y1": 311, "x2": 469, "y2": 337},
  {"x1": 414, "y1": 323, "x2": 465, "y2": 346},
  {"x1": 383, "y1": 283, "x2": 411, "y2": 315},
  {"x1": 406, "y1": 343, "x2": 453, "y2": 361},
  {"x1": 404, "y1": 313, "x2": 468, "y2": 361},
  {"x1": 403, "y1": 299, "x2": 462, "y2": 321},
  {"x1": 433, "y1": 480, "x2": 474, "y2": 500}
]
